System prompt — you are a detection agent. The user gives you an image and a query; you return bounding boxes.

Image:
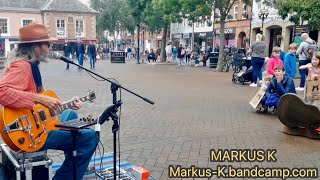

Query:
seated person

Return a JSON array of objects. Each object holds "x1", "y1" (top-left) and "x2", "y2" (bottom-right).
[
  {"x1": 233, "y1": 49, "x2": 246, "y2": 68},
  {"x1": 191, "y1": 52, "x2": 200, "y2": 66},
  {"x1": 260, "y1": 65, "x2": 296, "y2": 112},
  {"x1": 147, "y1": 51, "x2": 157, "y2": 62}
]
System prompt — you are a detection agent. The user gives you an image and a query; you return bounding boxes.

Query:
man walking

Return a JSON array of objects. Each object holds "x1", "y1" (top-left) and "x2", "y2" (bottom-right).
[
  {"x1": 76, "y1": 38, "x2": 85, "y2": 68},
  {"x1": 87, "y1": 40, "x2": 96, "y2": 69},
  {"x1": 296, "y1": 33, "x2": 316, "y2": 91},
  {"x1": 63, "y1": 39, "x2": 73, "y2": 69}
]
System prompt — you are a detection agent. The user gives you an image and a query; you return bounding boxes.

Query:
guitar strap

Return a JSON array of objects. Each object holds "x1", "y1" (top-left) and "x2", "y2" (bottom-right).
[{"x1": 30, "y1": 60, "x2": 43, "y2": 93}]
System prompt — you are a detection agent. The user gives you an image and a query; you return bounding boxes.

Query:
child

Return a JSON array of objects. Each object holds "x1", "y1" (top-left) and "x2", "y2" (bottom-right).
[
  {"x1": 267, "y1": 46, "x2": 284, "y2": 76},
  {"x1": 261, "y1": 75, "x2": 272, "y2": 91},
  {"x1": 299, "y1": 54, "x2": 320, "y2": 104},
  {"x1": 284, "y1": 43, "x2": 297, "y2": 78}
]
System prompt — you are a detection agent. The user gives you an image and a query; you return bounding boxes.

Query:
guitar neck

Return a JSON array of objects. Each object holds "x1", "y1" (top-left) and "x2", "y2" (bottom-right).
[{"x1": 57, "y1": 96, "x2": 88, "y2": 113}]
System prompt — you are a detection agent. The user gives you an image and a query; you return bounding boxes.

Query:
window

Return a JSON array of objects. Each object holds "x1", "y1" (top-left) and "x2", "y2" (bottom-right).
[
  {"x1": 76, "y1": 20, "x2": 84, "y2": 37},
  {"x1": 22, "y1": 19, "x2": 33, "y2": 26},
  {"x1": 196, "y1": 21, "x2": 199, "y2": 27},
  {"x1": 56, "y1": 19, "x2": 66, "y2": 37},
  {"x1": 242, "y1": 4, "x2": 247, "y2": 19},
  {"x1": 233, "y1": 5, "x2": 238, "y2": 20},
  {"x1": 0, "y1": 18, "x2": 8, "y2": 34},
  {"x1": 201, "y1": 21, "x2": 205, "y2": 27}
]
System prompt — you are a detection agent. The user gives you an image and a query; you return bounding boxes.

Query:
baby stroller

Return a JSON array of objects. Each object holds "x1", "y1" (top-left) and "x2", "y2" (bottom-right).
[{"x1": 232, "y1": 56, "x2": 253, "y2": 84}]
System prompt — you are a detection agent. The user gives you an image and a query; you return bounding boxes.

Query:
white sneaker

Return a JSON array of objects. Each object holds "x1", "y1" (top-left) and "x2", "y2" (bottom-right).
[
  {"x1": 249, "y1": 83, "x2": 257, "y2": 87},
  {"x1": 259, "y1": 80, "x2": 263, "y2": 84},
  {"x1": 296, "y1": 87, "x2": 304, "y2": 91}
]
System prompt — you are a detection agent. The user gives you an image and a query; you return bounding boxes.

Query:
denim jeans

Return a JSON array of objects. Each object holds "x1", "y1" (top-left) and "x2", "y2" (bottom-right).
[
  {"x1": 77, "y1": 53, "x2": 84, "y2": 66},
  {"x1": 179, "y1": 57, "x2": 184, "y2": 65},
  {"x1": 89, "y1": 54, "x2": 95, "y2": 69},
  {"x1": 40, "y1": 109, "x2": 97, "y2": 180},
  {"x1": 299, "y1": 60, "x2": 311, "y2": 87},
  {"x1": 251, "y1": 57, "x2": 264, "y2": 84}
]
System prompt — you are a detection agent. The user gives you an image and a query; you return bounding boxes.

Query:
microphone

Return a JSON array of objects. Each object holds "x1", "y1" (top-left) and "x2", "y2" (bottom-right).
[{"x1": 50, "y1": 52, "x2": 74, "y2": 64}]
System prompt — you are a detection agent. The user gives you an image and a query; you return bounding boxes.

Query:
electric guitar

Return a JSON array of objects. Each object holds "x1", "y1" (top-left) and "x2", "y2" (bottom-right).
[{"x1": 0, "y1": 90, "x2": 95, "y2": 152}]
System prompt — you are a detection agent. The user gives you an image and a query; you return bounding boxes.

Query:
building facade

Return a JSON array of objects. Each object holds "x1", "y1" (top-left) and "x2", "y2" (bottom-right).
[
  {"x1": 213, "y1": 0, "x2": 252, "y2": 50},
  {"x1": 0, "y1": 0, "x2": 97, "y2": 57},
  {"x1": 251, "y1": 0, "x2": 320, "y2": 56}
]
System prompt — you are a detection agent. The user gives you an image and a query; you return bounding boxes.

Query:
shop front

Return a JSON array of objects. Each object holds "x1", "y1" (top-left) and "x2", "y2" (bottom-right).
[
  {"x1": 194, "y1": 32, "x2": 213, "y2": 52},
  {"x1": 213, "y1": 28, "x2": 236, "y2": 48}
]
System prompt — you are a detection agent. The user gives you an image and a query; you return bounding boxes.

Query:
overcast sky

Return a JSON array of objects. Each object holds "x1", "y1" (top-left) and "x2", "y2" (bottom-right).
[{"x1": 79, "y1": 0, "x2": 90, "y2": 6}]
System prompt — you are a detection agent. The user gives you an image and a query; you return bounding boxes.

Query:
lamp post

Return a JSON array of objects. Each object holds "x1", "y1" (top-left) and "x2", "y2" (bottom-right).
[
  {"x1": 258, "y1": 8, "x2": 269, "y2": 34},
  {"x1": 136, "y1": 23, "x2": 140, "y2": 64}
]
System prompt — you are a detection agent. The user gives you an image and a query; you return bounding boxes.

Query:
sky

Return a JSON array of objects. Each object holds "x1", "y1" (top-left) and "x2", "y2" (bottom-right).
[{"x1": 79, "y1": 0, "x2": 90, "y2": 6}]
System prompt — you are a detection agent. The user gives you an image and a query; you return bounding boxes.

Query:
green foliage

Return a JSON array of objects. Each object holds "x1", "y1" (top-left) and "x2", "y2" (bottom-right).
[
  {"x1": 275, "y1": 0, "x2": 320, "y2": 30},
  {"x1": 180, "y1": 0, "x2": 212, "y2": 25}
]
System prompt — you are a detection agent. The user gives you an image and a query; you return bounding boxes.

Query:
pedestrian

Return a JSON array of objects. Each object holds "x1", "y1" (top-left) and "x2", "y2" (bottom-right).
[
  {"x1": 87, "y1": 40, "x2": 96, "y2": 69},
  {"x1": 76, "y1": 38, "x2": 85, "y2": 68},
  {"x1": 249, "y1": 33, "x2": 267, "y2": 87},
  {"x1": 296, "y1": 33, "x2": 317, "y2": 91},
  {"x1": 63, "y1": 39, "x2": 72, "y2": 69},
  {"x1": 165, "y1": 43, "x2": 172, "y2": 63},
  {"x1": 177, "y1": 44, "x2": 185, "y2": 66},
  {"x1": 267, "y1": 46, "x2": 284, "y2": 76}
]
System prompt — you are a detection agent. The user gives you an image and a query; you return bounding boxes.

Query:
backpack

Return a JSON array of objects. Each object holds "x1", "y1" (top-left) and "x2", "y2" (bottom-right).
[{"x1": 303, "y1": 41, "x2": 319, "y2": 60}]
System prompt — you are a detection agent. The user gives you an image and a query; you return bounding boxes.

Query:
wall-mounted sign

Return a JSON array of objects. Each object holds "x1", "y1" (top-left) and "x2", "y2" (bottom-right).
[
  {"x1": 183, "y1": 33, "x2": 190, "y2": 38},
  {"x1": 293, "y1": 26, "x2": 309, "y2": 46},
  {"x1": 214, "y1": 28, "x2": 235, "y2": 35},
  {"x1": 173, "y1": 34, "x2": 182, "y2": 39}
]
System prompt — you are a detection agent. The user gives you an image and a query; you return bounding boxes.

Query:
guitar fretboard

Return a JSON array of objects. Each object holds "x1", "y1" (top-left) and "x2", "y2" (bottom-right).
[{"x1": 50, "y1": 96, "x2": 88, "y2": 117}]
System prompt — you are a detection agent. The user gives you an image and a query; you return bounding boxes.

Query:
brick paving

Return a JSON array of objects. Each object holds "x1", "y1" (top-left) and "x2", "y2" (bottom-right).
[{"x1": 1, "y1": 59, "x2": 320, "y2": 179}]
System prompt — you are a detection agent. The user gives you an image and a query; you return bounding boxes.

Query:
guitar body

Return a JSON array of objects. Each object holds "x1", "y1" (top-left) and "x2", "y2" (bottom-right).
[
  {"x1": 278, "y1": 93, "x2": 320, "y2": 130},
  {"x1": 0, "y1": 90, "x2": 61, "y2": 152}
]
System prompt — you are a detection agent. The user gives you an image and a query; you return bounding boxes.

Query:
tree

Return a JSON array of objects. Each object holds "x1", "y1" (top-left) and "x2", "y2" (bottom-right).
[
  {"x1": 207, "y1": 0, "x2": 251, "y2": 72},
  {"x1": 180, "y1": 0, "x2": 212, "y2": 51},
  {"x1": 143, "y1": 0, "x2": 182, "y2": 62},
  {"x1": 275, "y1": 0, "x2": 320, "y2": 30}
]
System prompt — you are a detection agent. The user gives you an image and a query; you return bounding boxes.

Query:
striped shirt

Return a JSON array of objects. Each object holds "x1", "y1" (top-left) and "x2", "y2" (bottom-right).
[{"x1": 0, "y1": 60, "x2": 36, "y2": 109}]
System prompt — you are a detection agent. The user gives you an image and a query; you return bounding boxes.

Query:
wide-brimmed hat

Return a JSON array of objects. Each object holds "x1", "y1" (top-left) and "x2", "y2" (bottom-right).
[{"x1": 17, "y1": 23, "x2": 57, "y2": 44}]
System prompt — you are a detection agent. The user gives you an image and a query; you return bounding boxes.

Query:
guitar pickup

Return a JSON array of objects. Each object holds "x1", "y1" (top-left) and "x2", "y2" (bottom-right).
[{"x1": 38, "y1": 110, "x2": 47, "y2": 121}]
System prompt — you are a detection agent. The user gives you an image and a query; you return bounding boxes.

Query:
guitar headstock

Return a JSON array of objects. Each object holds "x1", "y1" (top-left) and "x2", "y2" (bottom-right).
[{"x1": 86, "y1": 90, "x2": 96, "y2": 102}]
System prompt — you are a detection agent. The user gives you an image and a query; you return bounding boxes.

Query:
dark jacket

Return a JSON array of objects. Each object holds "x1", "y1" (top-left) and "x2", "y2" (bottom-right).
[
  {"x1": 266, "y1": 74, "x2": 296, "y2": 96},
  {"x1": 63, "y1": 43, "x2": 72, "y2": 55},
  {"x1": 88, "y1": 44, "x2": 96, "y2": 55},
  {"x1": 76, "y1": 42, "x2": 85, "y2": 55},
  {"x1": 177, "y1": 47, "x2": 185, "y2": 58}
]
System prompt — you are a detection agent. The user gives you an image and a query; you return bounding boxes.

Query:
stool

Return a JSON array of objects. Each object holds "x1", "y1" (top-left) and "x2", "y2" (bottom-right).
[{"x1": 1, "y1": 143, "x2": 52, "y2": 180}]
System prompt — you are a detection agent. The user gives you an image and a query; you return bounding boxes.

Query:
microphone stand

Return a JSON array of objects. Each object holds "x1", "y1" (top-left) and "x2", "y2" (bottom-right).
[{"x1": 57, "y1": 57, "x2": 154, "y2": 180}]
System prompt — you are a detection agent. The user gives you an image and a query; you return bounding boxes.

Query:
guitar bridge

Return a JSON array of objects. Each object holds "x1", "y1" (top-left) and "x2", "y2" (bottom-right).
[{"x1": 3, "y1": 115, "x2": 31, "y2": 133}]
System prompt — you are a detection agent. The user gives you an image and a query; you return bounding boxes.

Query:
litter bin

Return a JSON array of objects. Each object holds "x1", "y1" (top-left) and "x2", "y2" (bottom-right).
[
  {"x1": 111, "y1": 51, "x2": 125, "y2": 63},
  {"x1": 209, "y1": 52, "x2": 219, "y2": 68}
]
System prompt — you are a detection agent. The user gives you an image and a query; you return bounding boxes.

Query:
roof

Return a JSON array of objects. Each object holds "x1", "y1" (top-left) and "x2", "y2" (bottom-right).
[
  {"x1": 0, "y1": 0, "x2": 97, "y2": 14},
  {"x1": 42, "y1": 0, "x2": 97, "y2": 14},
  {"x1": 0, "y1": 0, "x2": 46, "y2": 12}
]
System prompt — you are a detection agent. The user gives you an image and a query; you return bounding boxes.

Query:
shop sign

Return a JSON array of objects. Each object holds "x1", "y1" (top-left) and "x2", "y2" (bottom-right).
[
  {"x1": 173, "y1": 34, "x2": 182, "y2": 39},
  {"x1": 293, "y1": 26, "x2": 309, "y2": 46},
  {"x1": 199, "y1": 32, "x2": 206, "y2": 37},
  {"x1": 183, "y1": 33, "x2": 190, "y2": 38},
  {"x1": 215, "y1": 28, "x2": 235, "y2": 35}
]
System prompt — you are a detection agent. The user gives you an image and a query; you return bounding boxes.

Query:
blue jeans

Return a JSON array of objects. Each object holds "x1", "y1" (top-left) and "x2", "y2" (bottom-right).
[
  {"x1": 77, "y1": 53, "x2": 84, "y2": 66},
  {"x1": 40, "y1": 110, "x2": 97, "y2": 180},
  {"x1": 299, "y1": 60, "x2": 311, "y2": 87},
  {"x1": 251, "y1": 57, "x2": 264, "y2": 84},
  {"x1": 89, "y1": 54, "x2": 95, "y2": 69},
  {"x1": 179, "y1": 57, "x2": 184, "y2": 65}
]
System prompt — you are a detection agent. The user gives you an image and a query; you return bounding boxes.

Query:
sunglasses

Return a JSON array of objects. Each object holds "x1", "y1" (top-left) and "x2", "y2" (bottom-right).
[{"x1": 43, "y1": 42, "x2": 51, "y2": 48}]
